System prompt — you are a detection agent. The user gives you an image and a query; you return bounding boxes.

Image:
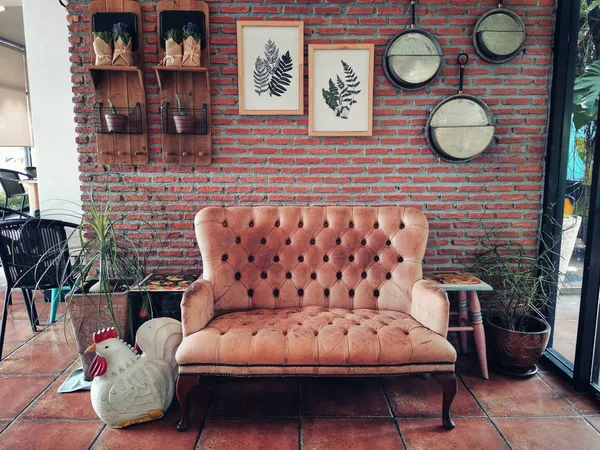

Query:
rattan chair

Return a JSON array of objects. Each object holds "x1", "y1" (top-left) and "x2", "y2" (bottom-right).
[
  {"x1": 0, "y1": 169, "x2": 33, "y2": 220},
  {"x1": 0, "y1": 217, "x2": 79, "y2": 359}
]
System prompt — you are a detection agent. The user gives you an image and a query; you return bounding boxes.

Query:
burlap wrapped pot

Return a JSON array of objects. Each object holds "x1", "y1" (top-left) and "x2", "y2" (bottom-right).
[
  {"x1": 182, "y1": 37, "x2": 200, "y2": 66},
  {"x1": 163, "y1": 37, "x2": 183, "y2": 67},
  {"x1": 112, "y1": 38, "x2": 133, "y2": 66},
  {"x1": 93, "y1": 37, "x2": 113, "y2": 66}
]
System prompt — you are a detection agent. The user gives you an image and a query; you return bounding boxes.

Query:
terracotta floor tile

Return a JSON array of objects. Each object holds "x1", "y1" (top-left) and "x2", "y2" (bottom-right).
[
  {"x1": 461, "y1": 373, "x2": 576, "y2": 417},
  {"x1": 0, "y1": 420, "x2": 103, "y2": 450},
  {"x1": 301, "y1": 377, "x2": 390, "y2": 417},
  {"x1": 398, "y1": 418, "x2": 508, "y2": 450},
  {"x1": 0, "y1": 420, "x2": 9, "y2": 434},
  {"x1": 0, "y1": 375, "x2": 54, "y2": 419},
  {"x1": 539, "y1": 370, "x2": 600, "y2": 415},
  {"x1": 30, "y1": 323, "x2": 75, "y2": 344},
  {"x1": 301, "y1": 418, "x2": 402, "y2": 450},
  {"x1": 494, "y1": 417, "x2": 600, "y2": 450},
  {"x1": 92, "y1": 419, "x2": 200, "y2": 450},
  {"x1": 2, "y1": 319, "x2": 36, "y2": 344},
  {"x1": 21, "y1": 372, "x2": 98, "y2": 420},
  {"x1": 1, "y1": 342, "x2": 22, "y2": 358},
  {"x1": 198, "y1": 419, "x2": 298, "y2": 450},
  {"x1": 586, "y1": 416, "x2": 600, "y2": 432},
  {"x1": 208, "y1": 378, "x2": 298, "y2": 418},
  {"x1": 0, "y1": 342, "x2": 76, "y2": 375},
  {"x1": 165, "y1": 377, "x2": 216, "y2": 420},
  {"x1": 383, "y1": 376, "x2": 484, "y2": 418}
]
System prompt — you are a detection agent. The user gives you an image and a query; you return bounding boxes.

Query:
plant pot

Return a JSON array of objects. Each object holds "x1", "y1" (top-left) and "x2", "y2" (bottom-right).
[
  {"x1": 67, "y1": 289, "x2": 130, "y2": 381},
  {"x1": 105, "y1": 113, "x2": 128, "y2": 133},
  {"x1": 486, "y1": 315, "x2": 550, "y2": 377},
  {"x1": 174, "y1": 115, "x2": 195, "y2": 134}
]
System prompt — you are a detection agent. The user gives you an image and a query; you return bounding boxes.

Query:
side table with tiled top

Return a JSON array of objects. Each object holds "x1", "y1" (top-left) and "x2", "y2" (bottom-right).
[{"x1": 424, "y1": 271, "x2": 493, "y2": 380}]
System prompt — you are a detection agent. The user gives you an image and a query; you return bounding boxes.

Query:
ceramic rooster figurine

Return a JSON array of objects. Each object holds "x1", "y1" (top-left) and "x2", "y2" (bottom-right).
[{"x1": 85, "y1": 318, "x2": 183, "y2": 428}]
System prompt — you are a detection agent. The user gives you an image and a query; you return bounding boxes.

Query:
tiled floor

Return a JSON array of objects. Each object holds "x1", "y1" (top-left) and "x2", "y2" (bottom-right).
[{"x1": 1, "y1": 293, "x2": 600, "y2": 449}]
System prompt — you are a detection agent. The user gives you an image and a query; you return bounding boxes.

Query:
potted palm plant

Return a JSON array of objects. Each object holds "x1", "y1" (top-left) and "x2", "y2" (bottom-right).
[
  {"x1": 104, "y1": 99, "x2": 127, "y2": 133},
  {"x1": 173, "y1": 94, "x2": 194, "y2": 134},
  {"x1": 468, "y1": 227, "x2": 560, "y2": 376},
  {"x1": 62, "y1": 198, "x2": 149, "y2": 380}
]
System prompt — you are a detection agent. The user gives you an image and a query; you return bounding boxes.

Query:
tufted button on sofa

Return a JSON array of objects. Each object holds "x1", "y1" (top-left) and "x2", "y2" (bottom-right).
[{"x1": 175, "y1": 206, "x2": 458, "y2": 431}]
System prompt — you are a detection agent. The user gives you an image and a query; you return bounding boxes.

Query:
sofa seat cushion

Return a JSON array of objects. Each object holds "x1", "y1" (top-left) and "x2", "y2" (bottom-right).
[{"x1": 176, "y1": 306, "x2": 456, "y2": 376}]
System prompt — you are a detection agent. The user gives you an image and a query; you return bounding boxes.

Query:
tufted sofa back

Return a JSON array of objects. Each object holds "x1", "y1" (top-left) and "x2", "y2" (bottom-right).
[{"x1": 194, "y1": 206, "x2": 429, "y2": 316}]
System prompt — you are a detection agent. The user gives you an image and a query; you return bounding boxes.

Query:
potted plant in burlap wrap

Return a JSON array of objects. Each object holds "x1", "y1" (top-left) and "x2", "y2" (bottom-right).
[
  {"x1": 92, "y1": 31, "x2": 112, "y2": 66},
  {"x1": 163, "y1": 29, "x2": 183, "y2": 66},
  {"x1": 182, "y1": 22, "x2": 201, "y2": 67},
  {"x1": 112, "y1": 22, "x2": 133, "y2": 66}
]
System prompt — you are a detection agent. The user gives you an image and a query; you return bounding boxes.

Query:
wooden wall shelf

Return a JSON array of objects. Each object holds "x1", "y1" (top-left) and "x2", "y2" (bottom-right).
[
  {"x1": 88, "y1": 0, "x2": 148, "y2": 164},
  {"x1": 155, "y1": 0, "x2": 212, "y2": 165}
]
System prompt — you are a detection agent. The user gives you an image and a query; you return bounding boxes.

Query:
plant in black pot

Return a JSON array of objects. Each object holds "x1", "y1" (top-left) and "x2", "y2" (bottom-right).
[
  {"x1": 468, "y1": 227, "x2": 560, "y2": 376},
  {"x1": 173, "y1": 94, "x2": 194, "y2": 134}
]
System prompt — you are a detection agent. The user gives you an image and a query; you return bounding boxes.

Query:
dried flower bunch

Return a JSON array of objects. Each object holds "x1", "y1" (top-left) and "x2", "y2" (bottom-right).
[
  {"x1": 112, "y1": 22, "x2": 131, "y2": 44},
  {"x1": 182, "y1": 22, "x2": 201, "y2": 42}
]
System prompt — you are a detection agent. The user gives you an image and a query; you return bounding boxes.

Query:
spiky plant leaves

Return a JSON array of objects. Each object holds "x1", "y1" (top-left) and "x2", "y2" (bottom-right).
[
  {"x1": 264, "y1": 39, "x2": 280, "y2": 74},
  {"x1": 253, "y1": 56, "x2": 269, "y2": 96},
  {"x1": 268, "y1": 51, "x2": 293, "y2": 97},
  {"x1": 322, "y1": 78, "x2": 340, "y2": 112},
  {"x1": 342, "y1": 60, "x2": 361, "y2": 104}
]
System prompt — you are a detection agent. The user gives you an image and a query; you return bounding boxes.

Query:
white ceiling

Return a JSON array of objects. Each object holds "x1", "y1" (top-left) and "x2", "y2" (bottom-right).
[{"x1": 0, "y1": 5, "x2": 25, "y2": 46}]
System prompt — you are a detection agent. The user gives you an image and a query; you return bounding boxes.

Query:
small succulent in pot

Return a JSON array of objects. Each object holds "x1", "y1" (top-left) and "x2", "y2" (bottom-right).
[
  {"x1": 112, "y1": 22, "x2": 133, "y2": 66},
  {"x1": 163, "y1": 29, "x2": 183, "y2": 66},
  {"x1": 104, "y1": 99, "x2": 128, "y2": 133},
  {"x1": 173, "y1": 94, "x2": 194, "y2": 134},
  {"x1": 92, "y1": 31, "x2": 113, "y2": 66},
  {"x1": 181, "y1": 22, "x2": 201, "y2": 66}
]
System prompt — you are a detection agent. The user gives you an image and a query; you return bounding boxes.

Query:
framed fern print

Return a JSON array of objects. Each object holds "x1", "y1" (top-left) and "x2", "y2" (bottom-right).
[
  {"x1": 237, "y1": 21, "x2": 304, "y2": 115},
  {"x1": 308, "y1": 44, "x2": 374, "y2": 136}
]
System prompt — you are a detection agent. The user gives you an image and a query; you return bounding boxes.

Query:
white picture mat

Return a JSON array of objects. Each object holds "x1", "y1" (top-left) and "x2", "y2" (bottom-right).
[
  {"x1": 241, "y1": 25, "x2": 301, "y2": 111},
  {"x1": 312, "y1": 49, "x2": 371, "y2": 133}
]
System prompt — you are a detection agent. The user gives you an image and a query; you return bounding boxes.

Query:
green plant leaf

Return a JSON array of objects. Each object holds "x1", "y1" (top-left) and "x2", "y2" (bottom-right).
[
  {"x1": 573, "y1": 61, "x2": 600, "y2": 129},
  {"x1": 268, "y1": 51, "x2": 293, "y2": 97}
]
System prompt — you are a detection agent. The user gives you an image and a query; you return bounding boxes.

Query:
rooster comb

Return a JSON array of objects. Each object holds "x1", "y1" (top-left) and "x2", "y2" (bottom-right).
[{"x1": 93, "y1": 327, "x2": 118, "y2": 344}]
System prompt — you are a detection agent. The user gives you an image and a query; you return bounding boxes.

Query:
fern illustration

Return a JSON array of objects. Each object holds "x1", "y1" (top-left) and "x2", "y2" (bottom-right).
[
  {"x1": 253, "y1": 56, "x2": 269, "y2": 96},
  {"x1": 268, "y1": 51, "x2": 293, "y2": 97},
  {"x1": 264, "y1": 39, "x2": 279, "y2": 75},
  {"x1": 321, "y1": 60, "x2": 361, "y2": 119}
]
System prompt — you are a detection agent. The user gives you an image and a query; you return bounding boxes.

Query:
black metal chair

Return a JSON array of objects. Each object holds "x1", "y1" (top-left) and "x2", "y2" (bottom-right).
[
  {"x1": 0, "y1": 217, "x2": 79, "y2": 359},
  {"x1": 0, "y1": 169, "x2": 33, "y2": 220}
]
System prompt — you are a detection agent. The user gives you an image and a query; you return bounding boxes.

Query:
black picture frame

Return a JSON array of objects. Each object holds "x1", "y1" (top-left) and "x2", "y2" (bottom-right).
[{"x1": 92, "y1": 12, "x2": 139, "y2": 52}]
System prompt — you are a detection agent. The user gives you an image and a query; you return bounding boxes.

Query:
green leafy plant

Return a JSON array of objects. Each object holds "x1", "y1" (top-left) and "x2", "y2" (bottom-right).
[
  {"x1": 322, "y1": 60, "x2": 361, "y2": 119},
  {"x1": 165, "y1": 28, "x2": 182, "y2": 44},
  {"x1": 467, "y1": 226, "x2": 560, "y2": 332},
  {"x1": 107, "y1": 99, "x2": 118, "y2": 115},
  {"x1": 112, "y1": 22, "x2": 131, "y2": 44},
  {"x1": 182, "y1": 22, "x2": 201, "y2": 42},
  {"x1": 92, "y1": 31, "x2": 112, "y2": 43},
  {"x1": 573, "y1": 61, "x2": 600, "y2": 130},
  {"x1": 174, "y1": 94, "x2": 187, "y2": 117}
]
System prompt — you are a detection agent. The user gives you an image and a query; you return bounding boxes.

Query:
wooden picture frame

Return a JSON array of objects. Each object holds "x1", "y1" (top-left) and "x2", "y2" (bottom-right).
[
  {"x1": 237, "y1": 20, "x2": 304, "y2": 115},
  {"x1": 308, "y1": 44, "x2": 374, "y2": 137}
]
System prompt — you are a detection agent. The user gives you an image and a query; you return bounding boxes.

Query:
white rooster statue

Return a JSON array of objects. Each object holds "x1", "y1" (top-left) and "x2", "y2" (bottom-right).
[{"x1": 84, "y1": 318, "x2": 183, "y2": 428}]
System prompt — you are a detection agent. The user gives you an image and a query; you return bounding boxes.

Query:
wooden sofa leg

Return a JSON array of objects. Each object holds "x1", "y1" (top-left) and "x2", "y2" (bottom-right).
[
  {"x1": 434, "y1": 373, "x2": 458, "y2": 430},
  {"x1": 176, "y1": 374, "x2": 200, "y2": 431}
]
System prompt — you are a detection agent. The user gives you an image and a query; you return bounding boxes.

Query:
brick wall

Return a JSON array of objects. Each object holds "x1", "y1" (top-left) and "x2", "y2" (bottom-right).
[{"x1": 67, "y1": 0, "x2": 555, "y2": 273}]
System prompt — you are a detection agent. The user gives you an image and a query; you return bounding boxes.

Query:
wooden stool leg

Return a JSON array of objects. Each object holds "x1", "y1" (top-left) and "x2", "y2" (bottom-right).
[
  {"x1": 468, "y1": 291, "x2": 489, "y2": 379},
  {"x1": 457, "y1": 291, "x2": 468, "y2": 354},
  {"x1": 176, "y1": 374, "x2": 200, "y2": 431}
]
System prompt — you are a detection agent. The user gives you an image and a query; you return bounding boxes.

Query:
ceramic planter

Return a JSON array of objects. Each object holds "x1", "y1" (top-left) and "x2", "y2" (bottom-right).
[
  {"x1": 105, "y1": 113, "x2": 128, "y2": 133},
  {"x1": 173, "y1": 115, "x2": 195, "y2": 134},
  {"x1": 486, "y1": 315, "x2": 550, "y2": 376},
  {"x1": 68, "y1": 289, "x2": 130, "y2": 381}
]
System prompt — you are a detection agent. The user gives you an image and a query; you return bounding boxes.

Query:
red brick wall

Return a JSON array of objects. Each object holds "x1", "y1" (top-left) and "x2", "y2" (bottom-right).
[{"x1": 68, "y1": 0, "x2": 555, "y2": 273}]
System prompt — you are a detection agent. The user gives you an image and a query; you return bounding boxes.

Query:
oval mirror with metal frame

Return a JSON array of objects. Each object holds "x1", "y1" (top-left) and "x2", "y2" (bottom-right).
[
  {"x1": 426, "y1": 54, "x2": 495, "y2": 162},
  {"x1": 383, "y1": 0, "x2": 443, "y2": 90},
  {"x1": 473, "y1": 0, "x2": 526, "y2": 64}
]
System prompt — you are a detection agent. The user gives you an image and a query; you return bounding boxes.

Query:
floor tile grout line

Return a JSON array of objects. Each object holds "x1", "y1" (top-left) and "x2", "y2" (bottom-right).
[
  {"x1": 536, "y1": 371, "x2": 588, "y2": 419},
  {"x1": 379, "y1": 377, "x2": 407, "y2": 450},
  {"x1": 457, "y1": 372, "x2": 513, "y2": 449},
  {"x1": 87, "y1": 423, "x2": 107, "y2": 450},
  {"x1": 194, "y1": 377, "x2": 218, "y2": 450}
]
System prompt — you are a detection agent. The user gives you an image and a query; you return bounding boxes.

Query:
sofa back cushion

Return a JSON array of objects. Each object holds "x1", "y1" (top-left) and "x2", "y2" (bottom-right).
[{"x1": 194, "y1": 206, "x2": 429, "y2": 316}]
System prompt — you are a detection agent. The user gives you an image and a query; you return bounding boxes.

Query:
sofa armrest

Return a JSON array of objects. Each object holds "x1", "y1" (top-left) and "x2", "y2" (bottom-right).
[
  {"x1": 181, "y1": 279, "x2": 215, "y2": 337},
  {"x1": 411, "y1": 279, "x2": 450, "y2": 338}
]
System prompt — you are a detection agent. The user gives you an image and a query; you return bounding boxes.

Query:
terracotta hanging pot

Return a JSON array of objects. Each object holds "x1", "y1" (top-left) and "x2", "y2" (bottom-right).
[
  {"x1": 105, "y1": 113, "x2": 128, "y2": 133},
  {"x1": 173, "y1": 115, "x2": 195, "y2": 134}
]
